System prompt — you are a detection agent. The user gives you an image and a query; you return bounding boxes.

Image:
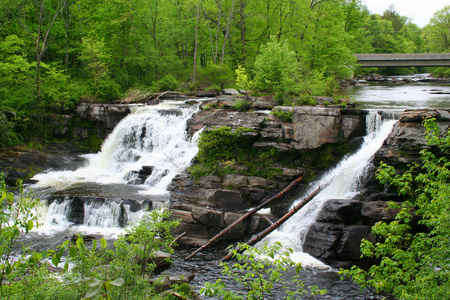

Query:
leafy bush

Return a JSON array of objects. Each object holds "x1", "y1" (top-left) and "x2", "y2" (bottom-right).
[
  {"x1": 271, "y1": 109, "x2": 294, "y2": 122},
  {"x1": 235, "y1": 65, "x2": 254, "y2": 91},
  {"x1": 341, "y1": 118, "x2": 450, "y2": 299},
  {"x1": 233, "y1": 99, "x2": 251, "y2": 111},
  {"x1": 201, "y1": 242, "x2": 326, "y2": 299},
  {"x1": 205, "y1": 84, "x2": 222, "y2": 94},
  {"x1": 156, "y1": 74, "x2": 180, "y2": 92},
  {"x1": 196, "y1": 64, "x2": 235, "y2": 89}
]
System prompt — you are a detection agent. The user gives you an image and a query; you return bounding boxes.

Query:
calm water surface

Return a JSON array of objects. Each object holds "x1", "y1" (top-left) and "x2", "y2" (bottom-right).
[{"x1": 344, "y1": 81, "x2": 450, "y2": 110}]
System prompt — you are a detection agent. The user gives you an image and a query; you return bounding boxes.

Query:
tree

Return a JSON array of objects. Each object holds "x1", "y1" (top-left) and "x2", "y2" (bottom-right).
[
  {"x1": 341, "y1": 118, "x2": 450, "y2": 299},
  {"x1": 253, "y1": 37, "x2": 299, "y2": 93},
  {"x1": 423, "y1": 5, "x2": 450, "y2": 52},
  {"x1": 6, "y1": 0, "x2": 68, "y2": 99}
]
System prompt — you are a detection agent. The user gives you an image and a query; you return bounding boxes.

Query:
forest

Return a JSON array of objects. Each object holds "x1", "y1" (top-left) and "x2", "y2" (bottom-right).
[{"x1": 0, "y1": 0, "x2": 449, "y2": 146}]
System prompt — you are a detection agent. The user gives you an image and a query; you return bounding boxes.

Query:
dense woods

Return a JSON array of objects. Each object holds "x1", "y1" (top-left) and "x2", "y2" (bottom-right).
[{"x1": 0, "y1": 0, "x2": 449, "y2": 147}]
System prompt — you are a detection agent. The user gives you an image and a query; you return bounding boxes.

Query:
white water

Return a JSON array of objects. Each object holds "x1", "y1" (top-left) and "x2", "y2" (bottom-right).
[
  {"x1": 31, "y1": 100, "x2": 203, "y2": 234},
  {"x1": 259, "y1": 111, "x2": 398, "y2": 268},
  {"x1": 33, "y1": 101, "x2": 201, "y2": 196}
]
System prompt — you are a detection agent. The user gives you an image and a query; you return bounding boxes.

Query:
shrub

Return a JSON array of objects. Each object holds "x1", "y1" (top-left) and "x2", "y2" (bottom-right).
[
  {"x1": 341, "y1": 118, "x2": 450, "y2": 299},
  {"x1": 201, "y1": 242, "x2": 326, "y2": 299},
  {"x1": 196, "y1": 64, "x2": 235, "y2": 89},
  {"x1": 156, "y1": 74, "x2": 180, "y2": 92},
  {"x1": 271, "y1": 109, "x2": 294, "y2": 122}
]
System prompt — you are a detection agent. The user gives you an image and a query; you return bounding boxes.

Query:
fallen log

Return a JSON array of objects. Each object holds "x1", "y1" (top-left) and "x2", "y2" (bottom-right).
[
  {"x1": 220, "y1": 184, "x2": 322, "y2": 262},
  {"x1": 184, "y1": 176, "x2": 304, "y2": 260}
]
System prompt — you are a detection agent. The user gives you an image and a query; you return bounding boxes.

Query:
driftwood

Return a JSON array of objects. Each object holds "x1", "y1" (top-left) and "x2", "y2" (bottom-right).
[
  {"x1": 184, "y1": 176, "x2": 304, "y2": 260},
  {"x1": 220, "y1": 184, "x2": 323, "y2": 262}
]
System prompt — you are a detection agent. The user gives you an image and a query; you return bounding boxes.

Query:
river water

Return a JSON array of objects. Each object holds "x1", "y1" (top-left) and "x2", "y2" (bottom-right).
[
  {"x1": 23, "y1": 78, "x2": 449, "y2": 299},
  {"x1": 343, "y1": 74, "x2": 450, "y2": 110}
]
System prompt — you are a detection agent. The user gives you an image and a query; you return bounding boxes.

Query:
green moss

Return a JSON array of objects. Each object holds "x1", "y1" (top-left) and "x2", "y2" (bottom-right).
[{"x1": 189, "y1": 126, "x2": 282, "y2": 180}]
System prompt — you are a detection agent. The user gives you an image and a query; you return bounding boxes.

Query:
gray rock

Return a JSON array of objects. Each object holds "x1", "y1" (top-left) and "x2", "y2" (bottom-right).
[
  {"x1": 335, "y1": 225, "x2": 373, "y2": 260},
  {"x1": 223, "y1": 88, "x2": 240, "y2": 95},
  {"x1": 303, "y1": 222, "x2": 344, "y2": 259},
  {"x1": 206, "y1": 189, "x2": 246, "y2": 210}
]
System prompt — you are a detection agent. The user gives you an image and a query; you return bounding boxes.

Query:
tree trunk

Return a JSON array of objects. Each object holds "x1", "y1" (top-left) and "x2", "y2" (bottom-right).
[
  {"x1": 220, "y1": 184, "x2": 323, "y2": 262},
  {"x1": 185, "y1": 176, "x2": 303, "y2": 260},
  {"x1": 193, "y1": 1, "x2": 199, "y2": 84}
]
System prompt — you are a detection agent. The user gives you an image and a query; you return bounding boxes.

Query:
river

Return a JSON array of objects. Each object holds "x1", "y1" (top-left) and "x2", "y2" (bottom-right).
[
  {"x1": 22, "y1": 77, "x2": 449, "y2": 299},
  {"x1": 343, "y1": 74, "x2": 450, "y2": 110}
]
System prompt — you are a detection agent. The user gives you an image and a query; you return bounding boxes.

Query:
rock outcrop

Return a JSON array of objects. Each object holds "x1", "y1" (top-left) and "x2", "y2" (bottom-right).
[{"x1": 169, "y1": 203, "x2": 274, "y2": 247}]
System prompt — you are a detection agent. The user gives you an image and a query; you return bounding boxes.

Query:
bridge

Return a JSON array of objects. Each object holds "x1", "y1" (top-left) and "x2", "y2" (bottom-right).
[{"x1": 355, "y1": 53, "x2": 450, "y2": 67}]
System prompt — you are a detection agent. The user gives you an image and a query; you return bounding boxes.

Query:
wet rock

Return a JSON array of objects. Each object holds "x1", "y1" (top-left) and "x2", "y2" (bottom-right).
[
  {"x1": 335, "y1": 225, "x2": 373, "y2": 260},
  {"x1": 76, "y1": 103, "x2": 130, "y2": 129},
  {"x1": 205, "y1": 189, "x2": 246, "y2": 211},
  {"x1": 150, "y1": 274, "x2": 195, "y2": 293},
  {"x1": 191, "y1": 207, "x2": 225, "y2": 227},
  {"x1": 198, "y1": 175, "x2": 221, "y2": 189},
  {"x1": 303, "y1": 222, "x2": 344, "y2": 259},
  {"x1": 361, "y1": 201, "x2": 400, "y2": 223},
  {"x1": 317, "y1": 199, "x2": 362, "y2": 224}
]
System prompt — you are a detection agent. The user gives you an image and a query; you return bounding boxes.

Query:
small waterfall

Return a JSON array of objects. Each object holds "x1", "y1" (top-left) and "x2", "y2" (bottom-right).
[
  {"x1": 259, "y1": 110, "x2": 398, "y2": 267},
  {"x1": 32, "y1": 101, "x2": 201, "y2": 197},
  {"x1": 32, "y1": 100, "x2": 203, "y2": 233}
]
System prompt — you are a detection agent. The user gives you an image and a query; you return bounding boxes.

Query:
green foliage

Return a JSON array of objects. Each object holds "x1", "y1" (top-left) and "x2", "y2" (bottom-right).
[
  {"x1": 190, "y1": 126, "x2": 282, "y2": 179},
  {"x1": 341, "y1": 118, "x2": 450, "y2": 299},
  {"x1": 155, "y1": 75, "x2": 180, "y2": 92},
  {"x1": 271, "y1": 109, "x2": 293, "y2": 122},
  {"x1": 39, "y1": 63, "x2": 80, "y2": 112},
  {"x1": 200, "y1": 242, "x2": 326, "y2": 299},
  {"x1": 196, "y1": 64, "x2": 235, "y2": 89},
  {"x1": 83, "y1": 276, "x2": 124, "y2": 300},
  {"x1": 235, "y1": 65, "x2": 254, "y2": 91},
  {"x1": 233, "y1": 99, "x2": 251, "y2": 112},
  {"x1": 112, "y1": 209, "x2": 179, "y2": 280},
  {"x1": 0, "y1": 176, "x2": 47, "y2": 297},
  {"x1": 0, "y1": 114, "x2": 20, "y2": 148}
]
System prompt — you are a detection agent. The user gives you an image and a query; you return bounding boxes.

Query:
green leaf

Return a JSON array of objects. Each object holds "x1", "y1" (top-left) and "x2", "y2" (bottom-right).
[
  {"x1": 100, "y1": 238, "x2": 107, "y2": 249},
  {"x1": 84, "y1": 284, "x2": 102, "y2": 298},
  {"x1": 52, "y1": 254, "x2": 60, "y2": 266},
  {"x1": 69, "y1": 246, "x2": 77, "y2": 258},
  {"x1": 109, "y1": 277, "x2": 124, "y2": 286},
  {"x1": 27, "y1": 220, "x2": 34, "y2": 231},
  {"x1": 85, "y1": 277, "x2": 102, "y2": 288}
]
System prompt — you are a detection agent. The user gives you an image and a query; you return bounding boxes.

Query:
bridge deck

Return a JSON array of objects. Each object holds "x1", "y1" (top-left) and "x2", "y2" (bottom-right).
[{"x1": 355, "y1": 53, "x2": 450, "y2": 67}]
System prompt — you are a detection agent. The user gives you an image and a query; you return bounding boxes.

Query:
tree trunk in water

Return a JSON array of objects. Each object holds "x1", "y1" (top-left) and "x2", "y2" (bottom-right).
[
  {"x1": 185, "y1": 176, "x2": 304, "y2": 260},
  {"x1": 220, "y1": 184, "x2": 323, "y2": 262}
]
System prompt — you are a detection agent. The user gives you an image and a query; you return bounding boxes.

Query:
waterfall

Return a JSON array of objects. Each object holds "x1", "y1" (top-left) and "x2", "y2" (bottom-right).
[
  {"x1": 259, "y1": 110, "x2": 399, "y2": 267},
  {"x1": 33, "y1": 101, "x2": 201, "y2": 197},
  {"x1": 32, "y1": 100, "x2": 203, "y2": 233}
]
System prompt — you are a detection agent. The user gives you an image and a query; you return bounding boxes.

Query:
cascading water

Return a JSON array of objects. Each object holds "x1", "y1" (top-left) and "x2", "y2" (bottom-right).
[
  {"x1": 31, "y1": 100, "x2": 203, "y2": 233},
  {"x1": 259, "y1": 110, "x2": 399, "y2": 267}
]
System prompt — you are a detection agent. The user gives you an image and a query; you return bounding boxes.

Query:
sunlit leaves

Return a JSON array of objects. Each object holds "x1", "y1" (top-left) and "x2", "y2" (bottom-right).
[{"x1": 342, "y1": 118, "x2": 450, "y2": 299}]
